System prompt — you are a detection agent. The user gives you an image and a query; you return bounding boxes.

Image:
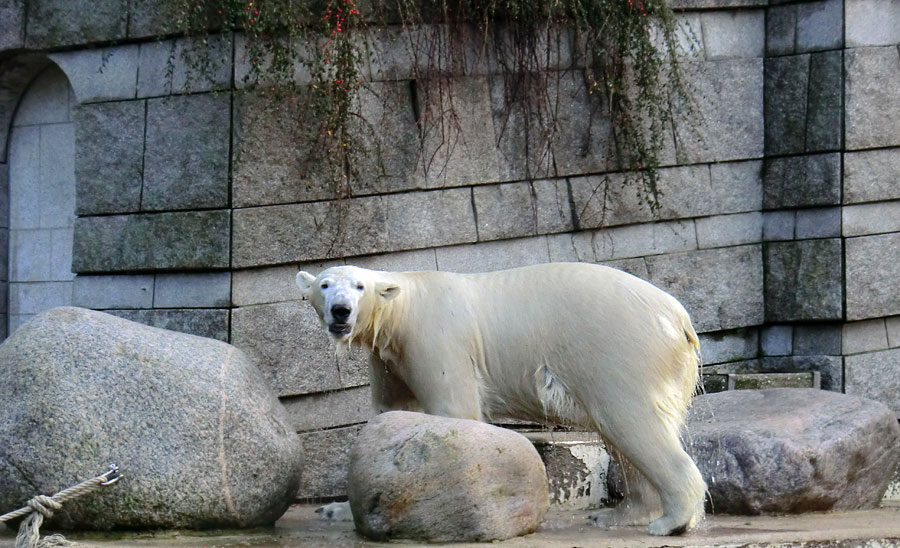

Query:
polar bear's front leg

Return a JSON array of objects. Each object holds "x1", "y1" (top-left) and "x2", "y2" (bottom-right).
[{"x1": 400, "y1": 344, "x2": 484, "y2": 421}]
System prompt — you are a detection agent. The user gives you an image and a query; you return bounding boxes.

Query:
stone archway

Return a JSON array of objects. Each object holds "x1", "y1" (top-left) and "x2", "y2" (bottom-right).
[{"x1": 3, "y1": 61, "x2": 76, "y2": 336}]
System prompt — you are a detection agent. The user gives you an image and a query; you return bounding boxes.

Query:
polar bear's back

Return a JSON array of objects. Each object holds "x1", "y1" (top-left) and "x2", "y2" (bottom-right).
[{"x1": 397, "y1": 262, "x2": 699, "y2": 419}]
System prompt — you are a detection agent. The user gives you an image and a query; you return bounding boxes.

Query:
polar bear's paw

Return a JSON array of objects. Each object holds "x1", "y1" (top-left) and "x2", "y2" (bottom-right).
[
  {"x1": 315, "y1": 501, "x2": 352, "y2": 521},
  {"x1": 647, "y1": 515, "x2": 690, "y2": 536}
]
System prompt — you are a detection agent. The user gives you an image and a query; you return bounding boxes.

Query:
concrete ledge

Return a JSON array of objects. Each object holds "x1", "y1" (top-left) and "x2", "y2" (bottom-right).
[{"x1": 12, "y1": 503, "x2": 898, "y2": 548}]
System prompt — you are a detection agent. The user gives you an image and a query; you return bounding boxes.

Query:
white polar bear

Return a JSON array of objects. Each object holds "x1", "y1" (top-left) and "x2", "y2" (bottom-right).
[{"x1": 296, "y1": 262, "x2": 706, "y2": 536}]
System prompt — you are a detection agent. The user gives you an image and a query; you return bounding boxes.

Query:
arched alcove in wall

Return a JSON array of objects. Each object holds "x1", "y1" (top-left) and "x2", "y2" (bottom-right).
[{"x1": 1, "y1": 58, "x2": 76, "y2": 337}]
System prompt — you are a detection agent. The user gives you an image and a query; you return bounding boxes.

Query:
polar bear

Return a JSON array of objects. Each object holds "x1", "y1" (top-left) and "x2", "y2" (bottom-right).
[{"x1": 296, "y1": 262, "x2": 706, "y2": 536}]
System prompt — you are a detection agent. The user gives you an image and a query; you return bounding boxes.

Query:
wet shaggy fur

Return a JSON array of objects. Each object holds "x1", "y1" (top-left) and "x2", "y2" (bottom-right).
[{"x1": 296, "y1": 262, "x2": 707, "y2": 536}]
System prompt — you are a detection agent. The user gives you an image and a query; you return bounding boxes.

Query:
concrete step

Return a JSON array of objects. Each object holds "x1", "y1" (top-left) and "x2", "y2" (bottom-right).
[
  {"x1": 522, "y1": 430, "x2": 610, "y2": 510},
  {"x1": 703, "y1": 371, "x2": 821, "y2": 393}
]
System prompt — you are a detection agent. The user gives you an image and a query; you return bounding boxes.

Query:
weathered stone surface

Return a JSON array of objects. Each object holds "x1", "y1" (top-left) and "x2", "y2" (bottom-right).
[
  {"x1": 796, "y1": 0, "x2": 843, "y2": 52},
  {"x1": 72, "y1": 274, "x2": 154, "y2": 309},
  {"x1": 473, "y1": 181, "x2": 573, "y2": 241},
  {"x1": 845, "y1": 46, "x2": 900, "y2": 150},
  {"x1": 436, "y1": 237, "x2": 550, "y2": 273},
  {"x1": 698, "y1": 328, "x2": 759, "y2": 365},
  {"x1": 764, "y1": 154, "x2": 841, "y2": 209},
  {"x1": 233, "y1": 83, "x2": 421, "y2": 208},
  {"x1": 232, "y1": 198, "x2": 387, "y2": 267},
  {"x1": 108, "y1": 308, "x2": 230, "y2": 342},
  {"x1": 687, "y1": 389, "x2": 900, "y2": 514},
  {"x1": 348, "y1": 411, "x2": 548, "y2": 542},
  {"x1": 129, "y1": 0, "x2": 223, "y2": 40},
  {"x1": 233, "y1": 187, "x2": 477, "y2": 267},
  {"x1": 74, "y1": 100, "x2": 144, "y2": 215},
  {"x1": 352, "y1": 249, "x2": 438, "y2": 272},
  {"x1": 843, "y1": 319, "x2": 889, "y2": 355},
  {"x1": 843, "y1": 201, "x2": 900, "y2": 237},
  {"x1": 761, "y1": 325, "x2": 792, "y2": 356},
  {"x1": 154, "y1": 272, "x2": 232, "y2": 308},
  {"x1": 472, "y1": 182, "x2": 534, "y2": 240},
  {"x1": 846, "y1": 233, "x2": 900, "y2": 320},
  {"x1": 50, "y1": 46, "x2": 139, "y2": 103},
  {"x1": 845, "y1": 347, "x2": 900, "y2": 415},
  {"x1": 583, "y1": 161, "x2": 762, "y2": 229},
  {"x1": 700, "y1": 10, "x2": 765, "y2": 60},
  {"x1": 385, "y1": 188, "x2": 478, "y2": 250},
  {"x1": 806, "y1": 51, "x2": 843, "y2": 151},
  {"x1": 385, "y1": 189, "x2": 477, "y2": 251},
  {"x1": 297, "y1": 425, "x2": 363, "y2": 499},
  {"x1": 231, "y1": 91, "x2": 335, "y2": 208},
  {"x1": 844, "y1": 147, "x2": 900, "y2": 204},
  {"x1": 0, "y1": 163, "x2": 8, "y2": 228},
  {"x1": 766, "y1": 4, "x2": 796, "y2": 56},
  {"x1": 136, "y1": 35, "x2": 232, "y2": 97},
  {"x1": 670, "y1": 0, "x2": 765, "y2": 8},
  {"x1": 846, "y1": 0, "x2": 900, "y2": 47},
  {"x1": 489, "y1": 71, "x2": 614, "y2": 181},
  {"x1": 237, "y1": 189, "x2": 474, "y2": 265},
  {"x1": 73, "y1": 211, "x2": 230, "y2": 272},
  {"x1": 0, "y1": 1, "x2": 24, "y2": 51},
  {"x1": 765, "y1": 55, "x2": 809, "y2": 156},
  {"x1": 793, "y1": 323, "x2": 842, "y2": 356},
  {"x1": 696, "y1": 212, "x2": 762, "y2": 249},
  {"x1": 418, "y1": 77, "x2": 501, "y2": 188},
  {"x1": 0, "y1": 307, "x2": 302, "y2": 529},
  {"x1": 763, "y1": 210, "x2": 795, "y2": 241},
  {"x1": 765, "y1": 238, "x2": 843, "y2": 322},
  {"x1": 765, "y1": 355, "x2": 843, "y2": 392},
  {"x1": 888, "y1": 316, "x2": 900, "y2": 347},
  {"x1": 588, "y1": 220, "x2": 696, "y2": 261},
  {"x1": 230, "y1": 301, "x2": 367, "y2": 397},
  {"x1": 676, "y1": 59, "x2": 763, "y2": 164},
  {"x1": 8, "y1": 281, "x2": 71, "y2": 315},
  {"x1": 143, "y1": 94, "x2": 230, "y2": 211},
  {"x1": 646, "y1": 245, "x2": 764, "y2": 332},
  {"x1": 25, "y1": 0, "x2": 126, "y2": 49},
  {"x1": 796, "y1": 207, "x2": 841, "y2": 239},
  {"x1": 282, "y1": 385, "x2": 371, "y2": 433},
  {"x1": 350, "y1": 82, "x2": 422, "y2": 195},
  {"x1": 232, "y1": 262, "x2": 339, "y2": 307}
]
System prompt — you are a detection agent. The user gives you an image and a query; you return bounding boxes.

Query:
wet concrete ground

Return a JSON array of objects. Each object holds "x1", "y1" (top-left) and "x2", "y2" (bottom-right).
[{"x1": 3, "y1": 502, "x2": 900, "y2": 548}]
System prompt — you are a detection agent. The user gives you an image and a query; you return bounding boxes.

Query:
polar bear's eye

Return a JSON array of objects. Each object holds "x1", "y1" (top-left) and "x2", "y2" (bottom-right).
[
  {"x1": 356, "y1": 283, "x2": 364, "y2": 291},
  {"x1": 321, "y1": 283, "x2": 329, "y2": 289}
]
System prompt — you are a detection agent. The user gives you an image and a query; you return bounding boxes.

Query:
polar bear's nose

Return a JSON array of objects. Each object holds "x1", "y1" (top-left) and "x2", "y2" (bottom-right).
[{"x1": 331, "y1": 304, "x2": 352, "y2": 322}]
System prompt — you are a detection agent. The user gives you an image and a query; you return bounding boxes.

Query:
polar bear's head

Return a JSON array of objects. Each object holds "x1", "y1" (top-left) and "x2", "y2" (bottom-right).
[{"x1": 296, "y1": 265, "x2": 399, "y2": 342}]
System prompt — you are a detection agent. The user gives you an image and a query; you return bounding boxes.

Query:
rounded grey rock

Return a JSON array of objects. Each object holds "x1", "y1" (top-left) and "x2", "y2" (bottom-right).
[
  {"x1": 686, "y1": 388, "x2": 900, "y2": 514},
  {"x1": 348, "y1": 411, "x2": 549, "y2": 542},
  {"x1": 0, "y1": 307, "x2": 302, "y2": 530}
]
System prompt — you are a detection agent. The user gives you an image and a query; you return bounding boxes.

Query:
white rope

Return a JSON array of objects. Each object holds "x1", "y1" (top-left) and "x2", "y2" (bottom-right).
[{"x1": 0, "y1": 465, "x2": 122, "y2": 548}]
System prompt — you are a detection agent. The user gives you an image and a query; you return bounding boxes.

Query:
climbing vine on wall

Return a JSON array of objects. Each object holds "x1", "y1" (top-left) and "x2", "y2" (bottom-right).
[{"x1": 160, "y1": 0, "x2": 697, "y2": 213}]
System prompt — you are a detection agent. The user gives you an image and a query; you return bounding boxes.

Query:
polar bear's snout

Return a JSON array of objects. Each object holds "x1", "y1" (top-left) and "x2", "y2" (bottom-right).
[
  {"x1": 328, "y1": 303, "x2": 354, "y2": 336},
  {"x1": 331, "y1": 304, "x2": 352, "y2": 322}
]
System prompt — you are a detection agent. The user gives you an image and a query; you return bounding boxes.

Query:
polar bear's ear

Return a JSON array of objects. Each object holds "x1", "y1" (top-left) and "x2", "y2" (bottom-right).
[
  {"x1": 375, "y1": 282, "x2": 400, "y2": 302},
  {"x1": 296, "y1": 271, "x2": 316, "y2": 300}
]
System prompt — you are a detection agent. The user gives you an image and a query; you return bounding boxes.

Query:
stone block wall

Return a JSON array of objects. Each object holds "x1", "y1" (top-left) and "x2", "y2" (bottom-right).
[
  {"x1": 840, "y1": 0, "x2": 900, "y2": 417},
  {"x1": 0, "y1": 0, "x2": 898, "y2": 500}
]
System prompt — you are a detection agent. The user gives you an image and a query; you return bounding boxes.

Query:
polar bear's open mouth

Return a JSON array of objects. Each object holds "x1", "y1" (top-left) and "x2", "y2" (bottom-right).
[{"x1": 328, "y1": 323, "x2": 352, "y2": 337}]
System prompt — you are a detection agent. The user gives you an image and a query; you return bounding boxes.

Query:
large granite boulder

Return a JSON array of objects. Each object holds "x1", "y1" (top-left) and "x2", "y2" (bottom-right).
[
  {"x1": 348, "y1": 411, "x2": 548, "y2": 542},
  {"x1": 687, "y1": 388, "x2": 900, "y2": 514},
  {"x1": 0, "y1": 307, "x2": 302, "y2": 530}
]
